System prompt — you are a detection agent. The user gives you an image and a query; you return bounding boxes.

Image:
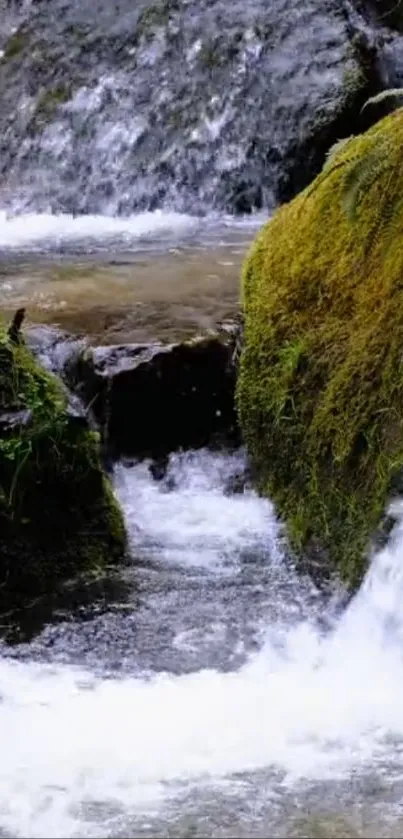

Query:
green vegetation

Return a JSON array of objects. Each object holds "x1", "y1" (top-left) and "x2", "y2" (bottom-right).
[
  {"x1": 3, "y1": 27, "x2": 30, "y2": 60},
  {"x1": 236, "y1": 107, "x2": 403, "y2": 587},
  {"x1": 35, "y1": 83, "x2": 72, "y2": 121},
  {"x1": 0, "y1": 322, "x2": 126, "y2": 608},
  {"x1": 135, "y1": 0, "x2": 180, "y2": 42},
  {"x1": 197, "y1": 35, "x2": 242, "y2": 71}
]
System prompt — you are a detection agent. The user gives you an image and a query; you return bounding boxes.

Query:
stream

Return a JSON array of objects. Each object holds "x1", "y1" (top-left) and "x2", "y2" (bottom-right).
[
  {"x1": 2, "y1": 443, "x2": 403, "y2": 837},
  {"x1": 0, "y1": 210, "x2": 261, "y2": 342},
  {"x1": 1, "y1": 215, "x2": 403, "y2": 837},
  {"x1": 3, "y1": 0, "x2": 403, "y2": 830}
]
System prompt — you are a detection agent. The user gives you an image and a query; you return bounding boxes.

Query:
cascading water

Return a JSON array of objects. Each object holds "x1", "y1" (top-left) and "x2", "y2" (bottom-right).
[
  {"x1": 3, "y1": 0, "x2": 403, "y2": 836},
  {"x1": 0, "y1": 0, "x2": 394, "y2": 218},
  {"x1": 1, "y1": 450, "x2": 403, "y2": 838}
]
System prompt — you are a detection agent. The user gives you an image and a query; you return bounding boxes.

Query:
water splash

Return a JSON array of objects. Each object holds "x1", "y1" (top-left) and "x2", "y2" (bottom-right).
[
  {"x1": 1, "y1": 451, "x2": 403, "y2": 837},
  {"x1": 0, "y1": 210, "x2": 199, "y2": 252},
  {"x1": 0, "y1": 0, "x2": 377, "y2": 216}
]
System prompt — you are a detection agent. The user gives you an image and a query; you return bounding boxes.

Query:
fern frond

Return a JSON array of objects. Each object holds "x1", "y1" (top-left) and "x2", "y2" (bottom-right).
[
  {"x1": 341, "y1": 148, "x2": 390, "y2": 220},
  {"x1": 376, "y1": 0, "x2": 403, "y2": 24},
  {"x1": 370, "y1": 165, "x2": 403, "y2": 247},
  {"x1": 304, "y1": 160, "x2": 348, "y2": 205},
  {"x1": 323, "y1": 136, "x2": 354, "y2": 170},
  {"x1": 361, "y1": 88, "x2": 403, "y2": 113}
]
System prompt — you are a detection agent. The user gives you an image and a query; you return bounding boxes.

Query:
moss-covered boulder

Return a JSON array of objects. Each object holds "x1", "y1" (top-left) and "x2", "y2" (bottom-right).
[
  {"x1": 236, "y1": 107, "x2": 403, "y2": 588},
  {"x1": 0, "y1": 321, "x2": 126, "y2": 608}
]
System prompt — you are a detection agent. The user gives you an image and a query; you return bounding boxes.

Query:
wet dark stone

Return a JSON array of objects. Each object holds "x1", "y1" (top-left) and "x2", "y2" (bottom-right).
[
  {"x1": 0, "y1": 408, "x2": 32, "y2": 433},
  {"x1": 72, "y1": 328, "x2": 241, "y2": 459},
  {"x1": 354, "y1": 0, "x2": 403, "y2": 32}
]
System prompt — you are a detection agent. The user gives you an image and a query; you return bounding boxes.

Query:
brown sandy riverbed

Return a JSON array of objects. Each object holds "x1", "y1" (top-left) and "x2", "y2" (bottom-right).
[{"x1": 0, "y1": 242, "x2": 247, "y2": 344}]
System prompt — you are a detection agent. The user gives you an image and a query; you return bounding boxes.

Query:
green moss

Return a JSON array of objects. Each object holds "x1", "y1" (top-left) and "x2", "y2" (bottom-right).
[
  {"x1": 3, "y1": 28, "x2": 30, "y2": 60},
  {"x1": 0, "y1": 323, "x2": 126, "y2": 608},
  {"x1": 135, "y1": 0, "x2": 180, "y2": 42},
  {"x1": 198, "y1": 40, "x2": 224, "y2": 70},
  {"x1": 35, "y1": 84, "x2": 72, "y2": 121},
  {"x1": 236, "y1": 107, "x2": 403, "y2": 588},
  {"x1": 197, "y1": 34, "x2": 243, "y2": 72}
]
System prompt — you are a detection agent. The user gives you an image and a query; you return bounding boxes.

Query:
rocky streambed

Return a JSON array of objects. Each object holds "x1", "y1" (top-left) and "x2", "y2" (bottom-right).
[
  {"x1": 0, "y1": 220, "x2": 255, "y2": 632},
  {"x1": 0, "y1": 224, "x2": 251, "y2": 344},
  {"x1": 4, "y1": 0, "x2": 403, "y2": 833}
]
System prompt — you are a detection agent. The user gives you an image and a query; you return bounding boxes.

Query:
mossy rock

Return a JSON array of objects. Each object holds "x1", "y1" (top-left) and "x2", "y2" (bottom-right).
[
  {"x1": 2, "y1": 27, "x2": 31, "y2": 60},
  {"x1": 277, "y1": 35, "x2": 382, "y2": 203},
  {"x1": 236, "y1": 107, "x2": 403, "y2": 588},
  {"x1": 35, "y1": 83, "x2": 73, "y2": 119},
  {"x1": 0, "y1": 322, "x2": 126, "y2": 609}
]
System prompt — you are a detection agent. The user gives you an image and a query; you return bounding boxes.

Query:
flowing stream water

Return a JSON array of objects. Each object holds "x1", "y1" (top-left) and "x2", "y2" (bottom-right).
[
  {"x1": 0, "y1": 207, "x2": 403, "y2": 837},
  {"x1": 2, "y1": 441, "x2": 403, "y2": 838},
  {"x1": 1, "y1": 213, "x2": 403, "y2": 838},
  {"x1": 3, "y1": 0, "x2": 403, "y2": 832},
  {"x1": 0, "y1": 211, "x2": 262, "y2": 342}
]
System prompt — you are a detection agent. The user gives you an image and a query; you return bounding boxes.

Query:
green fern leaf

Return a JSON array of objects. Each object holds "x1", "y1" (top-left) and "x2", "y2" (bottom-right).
[
  {"x1": 361, "y1": 88, "x2": 403, "y2": 113},
  {"x1": 341, "y1": 148, "x2": 390, "y2": 220},
  {"x1": 323, "y1": 136, "x2": 354, "y2": 170}
]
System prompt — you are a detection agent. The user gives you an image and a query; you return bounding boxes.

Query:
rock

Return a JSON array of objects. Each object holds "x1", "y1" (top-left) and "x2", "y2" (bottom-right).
[
  {"x1": 0, "y1": 0, "x2": 387, "y2": 215},
  {"x1": 25, "y1": 324, "x2": 92, "y2": 428},
  {"x1": 277, "y1": 34, "x2": 383, "y2": 203},
  {"x1": 72, "y1": 328, "x2": 240, "y2": 460},
  {"x1": 0, "y1": 408, "x2": 32, "y2": 433},
  {"x1": 236, "y1": 106, "x2": 403, "y2": 589},
  {"x1": 355, "y1": 0, "x2": 403, "y2": 32},
  {"x1": 0, "y1": 323, "x2": 126, "y2": 610},
  {"x1": 7, "y1": 306, "x2": 25, "y2": 344},
  {"x1": 25, "y1": 323, "x2": 87, "y2": 377}
]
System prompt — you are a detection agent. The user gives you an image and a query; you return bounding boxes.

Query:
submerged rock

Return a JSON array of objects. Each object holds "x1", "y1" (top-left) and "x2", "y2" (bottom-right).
[
  {"x1": 25, "y1": 323, "x2": 86, "y2": 377},
  {"x1": 236, "y1": 107, "x2": 403, "y2": 588},
  {"x1": 71, "y1": 327, "x2": 240, "y2": 460},
  {"x1": 0, "y1": 321, "x2": 126, "y2": 609}
]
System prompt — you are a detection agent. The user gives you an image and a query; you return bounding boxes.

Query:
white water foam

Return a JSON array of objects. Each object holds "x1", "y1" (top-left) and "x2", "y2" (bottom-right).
[
  {"x1": 0, "y1": 209, "x2": 266, "y2": 254},
  {"x1": 115, "y1": 450, "x2": 280, "y2": 572},
  {"x1": 2, "y1": 453, "x2": 403, "y2": 837},
  {"x1": 0, "y1": 210, "x2": 199, "y2": 252}
]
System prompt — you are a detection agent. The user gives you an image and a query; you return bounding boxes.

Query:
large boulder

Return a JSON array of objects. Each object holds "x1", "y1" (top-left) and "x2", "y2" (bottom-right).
[
  {"x1": 236, "y1": 107, "x2": 403, "y2": 588},
  {"x1": 0, "y1": 318, "x2": 126, "y2": 608},
  {"x1": 69, "y1": 327, "x2": 240, "y2": 461},
  {"x1": 0, "y1": 0, "x2": 384, "y2": 215}
]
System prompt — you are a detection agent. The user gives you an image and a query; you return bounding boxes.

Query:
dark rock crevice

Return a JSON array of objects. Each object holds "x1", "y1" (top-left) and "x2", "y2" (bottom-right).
[{"x1": 26, "y1": 322, "x2": 242, "y2": 464}]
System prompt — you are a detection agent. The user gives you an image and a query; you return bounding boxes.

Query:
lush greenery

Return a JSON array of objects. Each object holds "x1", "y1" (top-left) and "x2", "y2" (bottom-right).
[
  {"x1": 0, "y1": 323, "x2": 126, "y2": 607},
  {"x1": 237, "y1": 107, "x2": 403, "y2": 587}
]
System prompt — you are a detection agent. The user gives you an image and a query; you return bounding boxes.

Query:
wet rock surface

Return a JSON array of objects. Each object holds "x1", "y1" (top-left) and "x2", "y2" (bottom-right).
[
  {"x1": 25, "y1": 323, "x2": 86, "y2": 375},
  {"x1": 26, "y1": 321, "x2": 241, "y2": 460},
  {"x1": 356, "y1": 0, "x2": 403, "y2": 32},
  {"x1": 74, "y1": 326, "x2": 241, "y2": 460},
  {"x1": 0, "y1": 321, "x2": 127, "y2": 612},
  {"x1": 0, "y1": 0, "x2": 391, "y2": 215}
]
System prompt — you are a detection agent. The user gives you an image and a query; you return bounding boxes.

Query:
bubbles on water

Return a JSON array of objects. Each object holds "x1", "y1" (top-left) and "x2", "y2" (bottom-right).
[
  {"x1": 115, "y1": 448, "x2": 281, "y2": 573},
  {"x1": 2, "y1": 450, "x2": 403, "y2": 837},
  {"x1": 10, "y1": 449, "x2": 321, "y2": 677},
  {"x1": 0, "y1": 209, "x2": 265, "y2": 257},
  {"x1": 0, "y1": 210, "x2": 199, "y2": 253}
]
